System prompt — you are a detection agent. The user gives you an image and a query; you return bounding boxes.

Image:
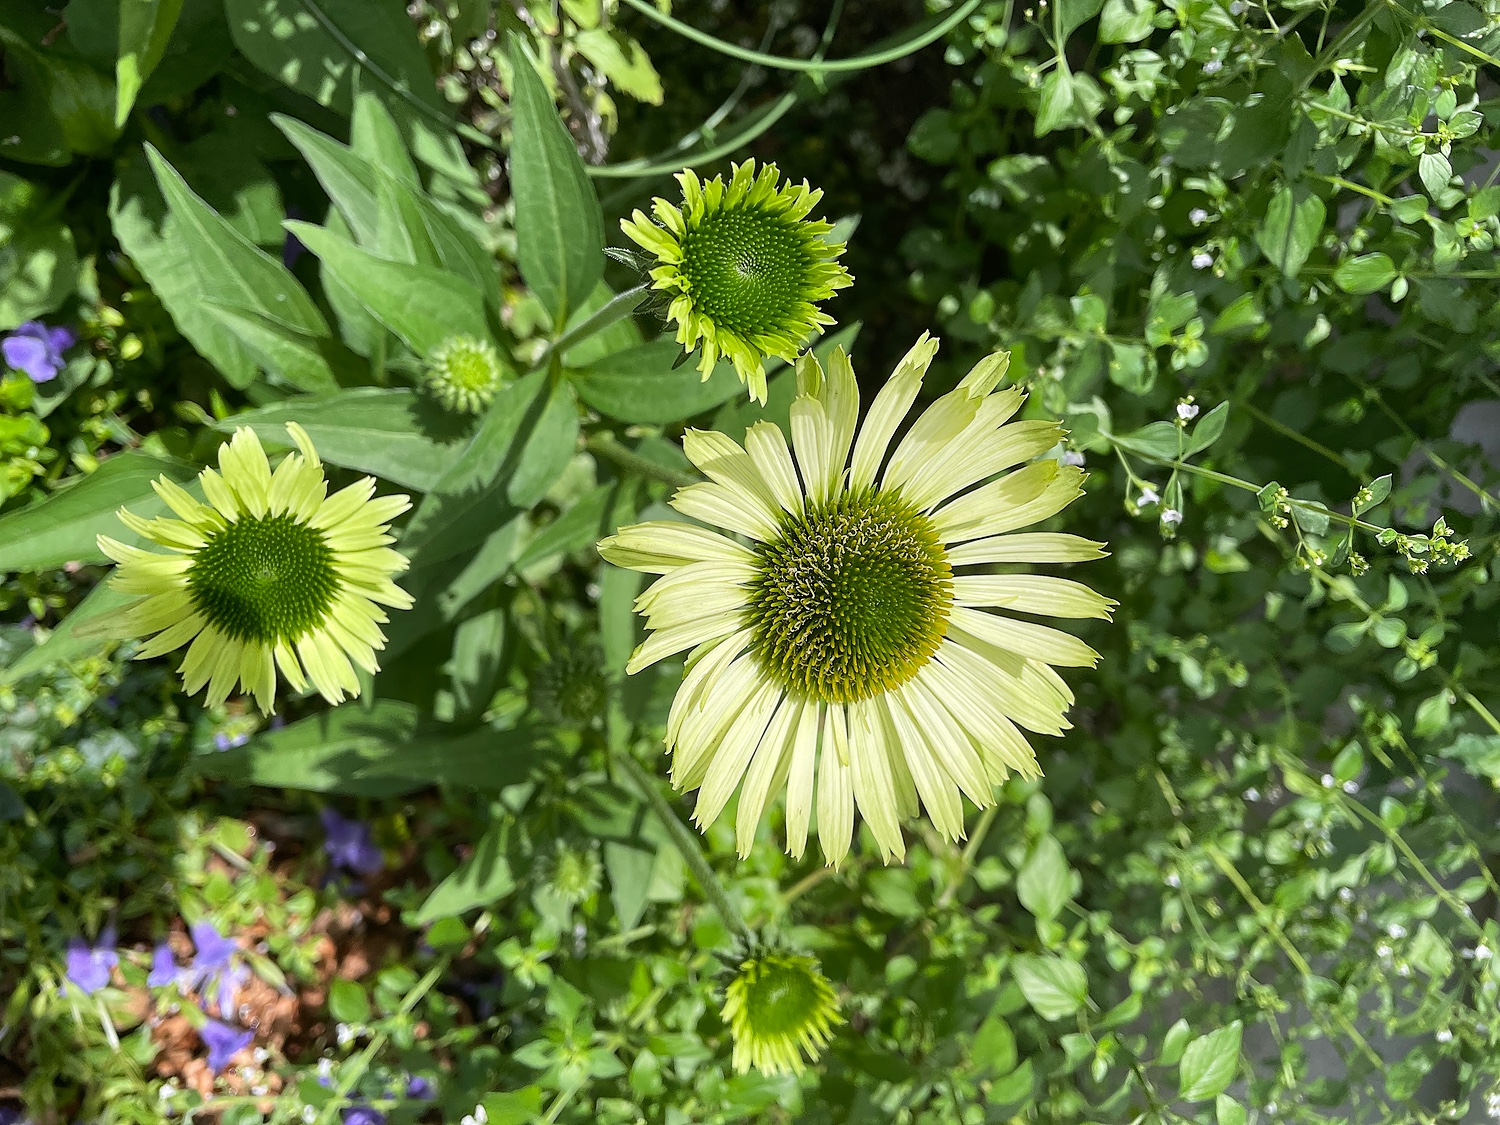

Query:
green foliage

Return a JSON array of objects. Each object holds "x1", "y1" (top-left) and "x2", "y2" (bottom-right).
[{"x1": 1, "y1": 0, "x2": 1498, "y2": 1122}]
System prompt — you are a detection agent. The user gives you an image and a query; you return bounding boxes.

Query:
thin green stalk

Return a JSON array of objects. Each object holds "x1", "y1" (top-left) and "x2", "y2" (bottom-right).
[
  {"x1": 616, "y1": 753, "x2": 753, "y2": 944},
  {"x1": 616, "y1": 0, "x2": 981, "y2": 73},
  {"x1": 1242, "y1": 401, "x2": 1359, "y2": 476},
  {"x1": 936, "y1": 805, "x2": 998, "y2": 908},
  {"x1": 586, "y1": 433, "x2": 698, "y2": 489},
  {"x1": 541, "y1": 284, "x2": 648, "y2": 363}
]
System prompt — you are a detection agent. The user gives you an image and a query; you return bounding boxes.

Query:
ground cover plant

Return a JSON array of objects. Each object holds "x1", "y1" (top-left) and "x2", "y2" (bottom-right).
[{"x1": 1, "y1": 0, "x2": 1498, "y2": 1122}]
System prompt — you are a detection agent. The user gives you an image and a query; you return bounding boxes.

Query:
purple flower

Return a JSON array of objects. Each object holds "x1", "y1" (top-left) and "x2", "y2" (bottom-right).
[
  {"x1": 148, "y1": 941, "x2": 179, "y2": 987},
  {"x1": 185, "y1": 919, "x2": 248, "y2": 1016},
  {"x1": 405, "y1": 1075, "x2": 435, "y2": 1099},
  {"x1": 213, "y1": 731, "x2": 249, "y2": 751},
  {"x1": 200, "y1": 1017, "x2": 253, "y2": 1074},
  {"x1": 0, "y1": 1105, "x2": 24, "y2": 1125},
  {"x1": 65, "y1": 925, "x2": 118, "y2": 994},
  {"x1": 2, "y1": 321, "x2": 75, "y2": 383},
  {"x1": 321, "y1": 808, "x2": 383, "y2": 876},
  {"x1": 342, "y1": 1108, "x2": 386, "y2": 1125}
]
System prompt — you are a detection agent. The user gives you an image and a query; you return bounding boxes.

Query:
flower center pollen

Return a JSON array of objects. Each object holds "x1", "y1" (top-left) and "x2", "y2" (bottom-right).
[
  {"x1": 187, "y1": 513, "x2": 340, "y2": 644},
  {"x1": 679, "y1": 210, "x2": 811, "y2": 337},
  {"x1": 746, "y1": 491, "x2": 953, "y2": 703}
]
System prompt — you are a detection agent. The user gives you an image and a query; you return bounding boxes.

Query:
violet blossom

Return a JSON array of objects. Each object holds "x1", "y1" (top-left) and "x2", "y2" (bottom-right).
[
  {"x1": 148, "y1": 940, "x2": 179, "y2": 987},
  {"x1": 2, "y1": 321, "x2": 75, "y2": 383},
  {"x1": 200, "y1": 1017, "x2": 254, "y2": 1074},
  {"x1": 321, "y1": 808, "x2": 383, "y2": 876},
  {"x1": 185, "y1": 919, "x2": 249, "y2": 1016},
  {"x1": 65, "y1": 925, "x2": 118, "y2": 994}
]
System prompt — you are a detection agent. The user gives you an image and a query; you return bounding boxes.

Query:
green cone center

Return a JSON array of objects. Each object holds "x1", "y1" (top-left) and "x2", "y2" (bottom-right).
[
  {"x1": 443, "y1": 344, "x2": 499, "y2": 392},
  {"x1": 746, "y1": 491, "x2": 953, "y2": 703},
  {"x1": 678, "y1": 209, "x2": 811, "y2": 338},
  {"x1": 187, "y1": 512, "x2": 339, "y2": 645},
  {"x1": 740, "y1": 958, "x2": 831, "y2": 1037}
]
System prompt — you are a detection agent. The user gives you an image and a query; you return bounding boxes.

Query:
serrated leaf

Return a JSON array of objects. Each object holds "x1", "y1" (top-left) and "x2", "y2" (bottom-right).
[
  {"x1": 1178, "y1": 1020, "x2": 1242, "y2": 1101},
  {"x1": 1011, "y1": 954, "x2": 1087, "y2": 1020}
]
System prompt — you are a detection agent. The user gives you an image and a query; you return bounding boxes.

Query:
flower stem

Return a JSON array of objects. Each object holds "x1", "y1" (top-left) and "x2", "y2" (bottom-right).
[
  {"x1": 586, "y1": 432, "x2": 698, "y2": 489},
  {"x1": 541, "y1": 285, "x2": 648, "y2": 365},
  {"x1": 615, "y1": 752, "x2": 753, "y2": 944}
]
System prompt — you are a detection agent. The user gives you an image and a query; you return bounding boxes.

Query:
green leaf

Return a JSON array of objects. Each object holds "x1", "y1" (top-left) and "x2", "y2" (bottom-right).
[
  {"x1": 1011, "y1": 954, "x2": 1087, "y2": 1020},
  {"x1": 199, "y1": 304, "x2": 348, "y2": 394},
  {"x1": 350, "y1": 90, "x2": 419, "y2": 185},
  {"x1": 1016, "y1": 836, "x2": 1072, "y2": 923},
  {"x1": 193, "y1": 701, "x2": 424, "y2": 797},
  {"x1": 1178, "y1": 1020, "x2": 1242, "y2": 1101},
  {"x1": 514, "y1": 483, "x2": 618, "y2": 572},
  {"x1": 328, "y1": 978, "x2": 370, "y2": 1024},
  {"x1": 0, "y1": 176, "x2": 79, "y2": 327},
  {"x1": 116, "y1": 0, "x2": 185, "y2": 125},
  {"x1": 1099, "y1": 0, "x2": 1155, "y2": 42},
  {"x1": 276, "y1": 113, "x2": 499, "y2": 308},
  {"x1": 970, "y1": 1015, "x2": 1017, "y2": 1075},
  {"x1": 286, "y1": 220, "x2": 489, "y2": 355},
  {"x1": 213, "y1": 388, "x2": 471, "y2": 492},
  {"x1": 573, "y1": 340, "x2": 746, "y2": 424},
  {"x1": 416, "y1": 822, "x2": 516, "y2": 923},
  {"x1": 1414, "y1": 692, "x2": 1451, "y2": 738},
  {"x1": 604, "y1": 841, "x2": 657, "y2": 932},
  {"x1": 1186, "y1": 402, "x2": 1230, "y2": 456},
  {"x1": 1035, "y1": 70, "x2": 1076, "y2": 137},
  {"x1": 399, "y1": 373, "x2": 557, "y2": 567},
  {"x1": 1418, "y1": 152, "x2": 1452, "y2": 198},
  {"x1": 146, "y1": 145, "x2": 327, "y2": 336},
  {"x1": 0, "y1": 450, "x2": 196, "y2": 571},
  {"x1": 1355, "y1": 473, "x2": 1392, "y2": 515},
  {"x1": 507, "y1": 34, "x2": 604, "y2": 324},
  {"x1": 1216, "y1": 1094, "x2": 1248, "y2": 1125},
  {"x1": 0, "y1": 582, "x2": 133, "y2": 687},
  {"x1": 1333, "y1": 252, "x2": 1397, "y2": 295},
  {"x1": 1057, "y1": 0, "x2": 1105, "y2": 42},
  {"x1": 1159, "y1": 1017, "x2": 1192, "y2": 1066},
  {"x1": 1255, "y1": 187, "x2": 1325, "y2": 277},
  {"x1": 1114, "y1": 420, "x2": 1180, "y2": 460},
  {"x1": 446, "y1": 603, "x2": 506, "y2": 724}
]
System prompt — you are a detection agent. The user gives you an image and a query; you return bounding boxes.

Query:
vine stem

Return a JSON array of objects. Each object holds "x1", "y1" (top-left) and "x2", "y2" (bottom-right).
[
  {"x1": 615, "y1": 752, "x2": 754, "y2": 945},
  {"x1": 616, "y1": 0, "x2": 982, "y2": 74}
]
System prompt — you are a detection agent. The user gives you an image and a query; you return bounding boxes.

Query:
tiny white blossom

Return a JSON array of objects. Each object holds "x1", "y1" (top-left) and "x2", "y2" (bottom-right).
[
  {"x1": 317, "y1": 1058, "x2": 334, "y2": 1078},
  {"x1": 1165, "y1": 872, "x2": 1181, "y2": 887},
  {"x1": 1189, "y1": 207, "x2": 1210, "y2": 225},
  {"x1": 1138, "y1": 485, "x2": 1160, "y2": 506},
  {"x1": 1203, "y1": 58, "x2": 1223, "y2": 74},
  {"x1": 1342, "y1": 779, "x2": 1359, "y2": 793},
  {"x1": 1376, "y1": 942, "x2": 1393, "y2": 958},
  {"x1": 335, "y1": 1022, "x2": 355, "y2": 1046},
  {"x1": 303, "y1": 1109, "x2": 318, "y2": 1124},
  {"x1": 1437, "y1": 1029, "x2": 1453, "y2": 1042},
  {"x1": 1192, "y1": 251, "x2": 1213, "y2": 270},
  {"x1": 1244, "y1": 787, "x2": 1260, "y2": 802},
  {"x1": 1229, "y1": 1, "x2": 1244, "y2": 12},
  {"x1": 462, "y1": 1107, "x2": 490, "y2": 1125},
  {"x1": 1388, "y1": 923, "x2": 1408, "y2": 939},
  {"x1": 159, "y1": 1083, "x2": 177, "y2": 1101},
  {"x1": 1321, "y1": 773, "x2": 1335, "y2": 788},
  {"x1": 1338, "y1": 887, "x2": 1354, "y2": 903},
  {"x1": 1477, "y1": 944, "x2": 1493, "y2": 960},
  {"x1": 1176, "y1": 402, "x2": 1200, "y2": 421},
  {"x1": 1161, "y1": 509, "x2": 1183, "y2": 526},
  {"x1": 1061, "y1": 450, "x2": 1086, "y2": 467}
]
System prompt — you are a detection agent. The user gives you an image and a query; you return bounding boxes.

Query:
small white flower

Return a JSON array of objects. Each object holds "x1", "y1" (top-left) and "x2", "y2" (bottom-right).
[
  {"x1": 1437, "y1": 1029, "x2": 1453, "y2": 1042},
  {"x1": 1477, "y1": 944, "x2": 1493, "y2": 960},
  {"x1": 303, "y1": 1109, "x2": 318, "y2": 1124},
  {"x1": 462, "y1": 1107, "x2": 490, "y2": 1125},
  {"x1": 1229, "y1": 1, "x2": 1244, "y2": 12},
  {"x1": 1338, "y1": 887, "x2": 1354, "y2": 903},
  {"x1": 1321, "y1": 773, "x2": 1335, "y2": 788},
  {"x1": 1188, "y1": 208, "x2": 1210, "y2": 225},
  {"x1": 1192, "y1": 251, "x2": 1213, "y2": 270},
  {"x1": 1061, "y1": 450, "x2": 1086, "y2": 467},
  {"x1": 335, "y1": 1022, "x2": 355, "y2": 1046},
  {"x1": 1244, "y1": 787, "x2": 1260, "y2": 802},
  {"x1": 1176, "y1": 402, "x2": 1200, "y2": 421},
  {"x1": 1388, "y1": 923, "x2": 1408, "y2": 939},
  {"x1": 1376, "y1": 942, "x2": 1393, "y2": 958},
  {"x1": 1342, "y1": 779, "x2": 1359, "y2": 793},
  {"x1": 253, "y1": 1047, "x2": 270, "y2": 1063},
  {"x1": 1138, "y1": 485, "x2": 1160, "y2": 506},
  {"x1": 1165, "y1": 872, "x2": 1181, "y2": 887},
  {"x1": 159, "y1": 1083, "x2": 178, "y2": 1101},
  {"x1": 251, "y1": 1084, "x2": 268, "y2": 1096},
  {"x1": 1203, "y1": 58, "x2": 1223, "y2": 74},
  {"x1": 1161, "y1": 509, "x2": 1183, "y2": 526}
]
